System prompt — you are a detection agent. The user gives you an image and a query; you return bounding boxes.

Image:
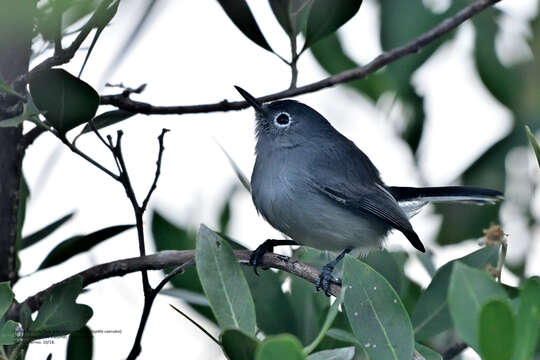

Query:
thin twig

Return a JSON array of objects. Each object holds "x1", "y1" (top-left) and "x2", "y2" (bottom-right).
[
  {"x1": 30, "y1": 0, "x2": 114, "y2": 74},
  {"x1": 99, "y1": 0, "x2": 499, "y2": 115},
  {"x1": 141, "y1": 128, "x2": 169, "y2": 212},
  {"x1": 169, "y1": 304, "x2": 220, "y2": 346}
]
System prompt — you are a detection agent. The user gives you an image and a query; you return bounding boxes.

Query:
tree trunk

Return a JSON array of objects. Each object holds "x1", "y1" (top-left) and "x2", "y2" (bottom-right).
[{"x1": 0, "y1": 0, "x2": 35, "y2": 283}]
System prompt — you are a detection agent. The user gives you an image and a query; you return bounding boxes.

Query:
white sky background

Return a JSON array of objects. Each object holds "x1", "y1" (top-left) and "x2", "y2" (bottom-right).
[{"x1": 15, "y1": 0, "x2": 538, "y2": 359}]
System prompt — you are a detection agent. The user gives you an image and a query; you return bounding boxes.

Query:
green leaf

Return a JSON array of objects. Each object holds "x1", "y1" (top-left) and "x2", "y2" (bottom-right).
[
  {"x1": 342, "y1": 255, "x2": 414, "y2": 360},
  {"x1": 151, "y1": 211, "x2": 215, "y2": 321},
  {"x1": 0, "y1": 282, "x2": 14, "y2": 319},
  {"x1": 0, "y1": 74, "x2": 23, "y2": 99},
  {"x1": 67, "y1": 326, "x2": 93, "y2": 360},
  {"x1": 363, "y1": 251, "x2": 403, "y2": 295},
  {"x1": 526, "y1": 126, "x2": 540, "y2": 168},
  {"x1": 80, "y1": 110, "x2": 135, "y2": 135},
  {"x1": 269, "y1": 0, "x2": 313, "y2": 37},
  {"x1": 287, "y1": 275, "x2": 329, "y2": 345},
  {"x1": 218, "y1": 143, "x2": 251, "y2": 193},
  {"x1": 416, "y1": 251, "x2": 436, "y2": 278},
  {"x1": 216, "y1": 0, "x2": 273, "y2": 52},
  {"x1": 514, "y1": 277, "x2": 540, "y2": 360},
  {"x1": 448, "y1": 262, "x2": 508, "y2": 351},
  {"x1": 326, "y1": 329, "x2": 360, "y2": 345},
  {"x1": 478, "y1": 299, "x2": 515, "y2": 360},
  {"x1": 412, "y1": 246, "x2": 499, "y2": 340},
  {"x1": 19, "y1": 304, "x2": 32, "y2": 331},
  {"x1": 304, "y1": 289, "x2": 346, "y2": 354},
  {"x1": 255, "y1": 334, "x2": 306, "y2": 360},
  {"x1": 220, "y1": 329, "x2": 258, "y2": 360},
  {"x1": 195, "y1": 225, "x2": 256, "y2": 335},
  {"x1": 307, "y1": 347, "x2": 355, "y2": 360},
  {"x1": 29, "y1": 276, "x2": 92, "y2": 339},
  {"x1": 0, "y1": 320, "x2": 19, "y2": 346},
  {"x1": 160, "y1": 288, "x2": 210, "y2": 306},
  {"x1": 303, "y1": 0, "x2": 362, "y2": 50},
  {"x1": 38, "y1": 224, "x2": 134, "y2": 270},
  {"x1": 243, "y1": 268, "x2": 297, "y2": 336},
  {"x1": 78, "y1": 0, "x2": 120, "y2": 77},
  {"x1": 21, "y1": 212, "x2": 75, "y2": 250},
  {"x1": 29, "y1": 69, "x2": 99, "y2": 133},
  {"x1": 414, "y1": 343, "x2": 441, "y2": 360}
]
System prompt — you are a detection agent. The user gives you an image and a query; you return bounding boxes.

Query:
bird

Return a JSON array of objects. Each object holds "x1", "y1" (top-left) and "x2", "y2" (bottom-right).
[{"x1": 235, "y1": 86, "x2": 503, "y2": 295}]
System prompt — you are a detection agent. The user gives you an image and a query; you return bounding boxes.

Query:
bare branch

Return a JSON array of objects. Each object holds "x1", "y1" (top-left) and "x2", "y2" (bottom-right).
[
  {"x1": 99, "y1": 0, "x2": 499, "y2": 115},
  {"x1": 141, "y1": 129, "x2": 169, "y2": 212},
  {"x1": 8, "y1": 250, "x2": 339, "y2": 319}
]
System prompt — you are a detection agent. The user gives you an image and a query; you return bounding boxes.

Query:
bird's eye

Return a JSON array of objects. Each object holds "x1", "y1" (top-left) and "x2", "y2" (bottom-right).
[{"x1": 275, "y1": 113, "x2": 290, "y2": 126}]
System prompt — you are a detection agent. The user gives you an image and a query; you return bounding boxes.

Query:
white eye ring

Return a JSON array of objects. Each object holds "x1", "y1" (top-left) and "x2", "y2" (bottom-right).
[{"x1": 274, "y1": 112, "x2": 290, "y2": 127}]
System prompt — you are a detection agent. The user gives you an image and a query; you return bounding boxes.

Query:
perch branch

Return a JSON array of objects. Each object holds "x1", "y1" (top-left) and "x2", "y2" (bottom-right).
[
  {"x1": 99, "y1": 0, "x2": 499, "y2": 115},
  {"x1": 8, "y1": 250, "x2": 339, "y2": 318}
]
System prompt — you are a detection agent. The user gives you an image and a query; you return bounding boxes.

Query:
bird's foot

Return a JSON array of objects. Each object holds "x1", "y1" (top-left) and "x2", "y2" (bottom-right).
[
  {"x1": 315, "y1": 263, "x2": 341, "y2": 296},
  {"x1": 249, "y1": 241, "x2": 274, "y2": 276},
  {"x1": 249, "y1": 239, "x2": 298, "y2": 276}
]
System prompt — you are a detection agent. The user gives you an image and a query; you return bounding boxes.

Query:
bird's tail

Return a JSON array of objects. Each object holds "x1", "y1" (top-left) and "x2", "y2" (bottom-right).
[{"x1": 388, "y1": 186, "x2": 503, "y2": 218}]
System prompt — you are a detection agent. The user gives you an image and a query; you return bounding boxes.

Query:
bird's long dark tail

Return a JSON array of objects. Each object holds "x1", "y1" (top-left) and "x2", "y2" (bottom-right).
[{"x1": 388, "y1": 186, "x2": 503, "y2": 218}]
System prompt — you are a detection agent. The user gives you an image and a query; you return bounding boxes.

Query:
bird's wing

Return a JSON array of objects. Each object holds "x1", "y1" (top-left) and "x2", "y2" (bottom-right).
[{"x1": 313, "y1": 182, "x2": 426, "y2": 252}]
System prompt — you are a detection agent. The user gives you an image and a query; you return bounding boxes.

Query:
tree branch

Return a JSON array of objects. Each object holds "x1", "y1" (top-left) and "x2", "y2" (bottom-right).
[
  {"x1": 99, "y1": 0, "x2": 499, "y2": 115},
  {"x1": 8, "y1": 250, "x2": 339, "y2": 319}
]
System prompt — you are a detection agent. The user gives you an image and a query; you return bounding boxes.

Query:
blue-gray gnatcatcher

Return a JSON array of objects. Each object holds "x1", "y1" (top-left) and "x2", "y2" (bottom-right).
[{"x1": 235, "y1": 86, "x2": 503, "y2": 294}]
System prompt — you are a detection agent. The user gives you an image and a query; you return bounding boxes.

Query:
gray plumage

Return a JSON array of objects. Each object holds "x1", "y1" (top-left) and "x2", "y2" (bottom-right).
[{"x1": 238, "y1": 88, "x2": 503, "y2": 254}]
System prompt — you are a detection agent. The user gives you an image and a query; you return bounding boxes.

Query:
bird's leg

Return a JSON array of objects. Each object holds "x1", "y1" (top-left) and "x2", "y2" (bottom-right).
[
  {"x1": 316, "y1": 248, "x2": 352, "y2": 296},
  {"x1": 250, "y1": 239, "x2": 298, "y2": 275}
]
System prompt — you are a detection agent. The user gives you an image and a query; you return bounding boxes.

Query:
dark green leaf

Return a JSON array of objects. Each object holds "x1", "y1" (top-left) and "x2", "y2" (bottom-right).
[
  {"x1": 287, "y1": 275, "x2": 329, "y2": 345},
  {"x1": 269, "y1": 0, "x2": 313, "y2": 36},
  {"x1": 0, "y1": 282, "x2": 14, "y2": 319},
  {"x1": 29, "y1": 69, "x2": 99, "y2": 133},
  {"x1": 307, "y1": 347, "x2": 355, "y2": 360},
  {"x1": 325, "y1": 329, "x2": 359, "y2": 345},
  {"x1": 526, "y1": 126, "x2": 540, "y2": 168},
  {"x1": 514, "y1": 277, "x2": 540, "y2": 360},
  {"x1": 478, "y1": 299, "x2": 515, "y2": 360},
  {"x1": 216, "y1": 0, "x2": 273, "y2": 52},
  {"x1": 412, "y1": 246, "x2": 499, "y2": 340},
  {"x1": 304, "y1": 290, "x2": 346, "y2": 354},
  {"x1": 255, "y1": 334, "x2": 306, "y2": 360},
  {"x1": 303, "y1": 0, "x2": 362, "y2": 50},
  {"x1": 0, "y1": 320, "x2": 19, "y2": 346},
  {"x1": 38, "y1": 224, "x2": 134, "y2": 270},
  {"x1": 243, "y1": 268, "x2": 296, "y2": 335},
  {"x1": 363, "y1": 250, "x2": 403, "y2": 295},
  {"x1": 29, "y1": 276, "x2": 92, "y2": 339},
  {"x1": 79, "y1": 0, "x2": 120, "y2": 77},
  {"x1": 221, "y1": 329, "x2": 258, "y2": 360},
  {"x1": 80, "y1": 109, "x2": 135, "y2": 135},
  {"x1": 160, "y1": 288, "x2": 209, "y2": 306},
  {"x1": 67, "y1": 326, "x2": 93, "y2": 360},
  {"x1": 414, "y1": 343, "x2": 441, "y2": 360},
  {"x1": 21, "y1": 212, "x2": 75, "y2": 250},
  {"x1": 19, "y1": 304, "x2": 33, "y2": 331},
  {"x1": 343, "y1": 255, "x2": 414, "y2": 360},
  {"x1": 196, "y1": 225, "x2": 256, "y2": 335},
  {"x1": 448, "y1": 262, "x2": 507, "y2": 351},
  {"x1": 151, "y1": 211, "x2": 216, "y2": 321},
  {"x1": 416, "y1": 251, "x2": 436, "y2": 278}
]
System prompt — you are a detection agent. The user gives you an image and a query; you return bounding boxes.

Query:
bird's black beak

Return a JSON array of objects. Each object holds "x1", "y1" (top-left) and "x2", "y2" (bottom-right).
[{"x1": 235, "y1": 86, "x2": 265, "y2": 114}]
